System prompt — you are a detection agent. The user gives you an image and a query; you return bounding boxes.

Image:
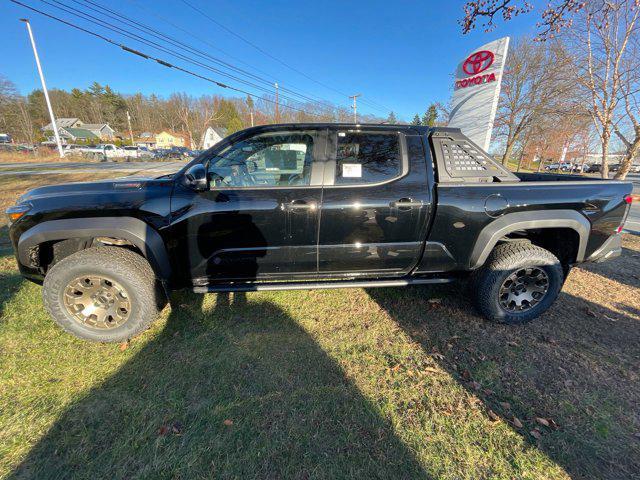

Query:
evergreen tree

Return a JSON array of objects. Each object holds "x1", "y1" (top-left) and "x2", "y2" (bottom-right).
[
  {"x1": 387, "y1": 111, "x2": 397, "y2": 124},
  {"x1": 218, "y1": 99, "x2": 243, "y2": 133},
  {"x1": 422, "y1": 104, "x2": 438, "y2": 126},
  {"x1": 411, "y1": 114, "x2": 422, "y2": 125}
]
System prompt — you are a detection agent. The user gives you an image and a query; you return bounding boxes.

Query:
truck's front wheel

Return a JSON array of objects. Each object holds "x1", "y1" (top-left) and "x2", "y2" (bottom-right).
[
  {"x1": 471, "y1": 242, "x2": 564, "y2": 324},
  {"x1": 43, "y1": 246, "x2": 165, "y2": 342}
]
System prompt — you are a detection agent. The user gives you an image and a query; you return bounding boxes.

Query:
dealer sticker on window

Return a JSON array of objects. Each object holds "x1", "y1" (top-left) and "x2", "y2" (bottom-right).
[{"x1": 342, "y1": 163, "x2": 362, "y2": 178}]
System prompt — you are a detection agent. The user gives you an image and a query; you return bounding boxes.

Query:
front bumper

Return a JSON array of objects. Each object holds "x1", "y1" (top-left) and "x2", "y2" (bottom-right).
[{"x1": 587, "y1": 234, "x2": 622, "y2": 263}]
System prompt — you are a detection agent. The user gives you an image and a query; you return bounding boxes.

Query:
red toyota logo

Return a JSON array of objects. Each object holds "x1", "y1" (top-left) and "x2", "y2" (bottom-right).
[{"x1": 463, "y1": 50, "x2": 495, "y2": 76}]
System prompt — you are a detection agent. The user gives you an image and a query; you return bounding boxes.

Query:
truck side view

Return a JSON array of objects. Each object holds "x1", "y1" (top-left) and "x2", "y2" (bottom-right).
[{"x1": 7, "y1": 124, "x2": 634, "y2": 342}]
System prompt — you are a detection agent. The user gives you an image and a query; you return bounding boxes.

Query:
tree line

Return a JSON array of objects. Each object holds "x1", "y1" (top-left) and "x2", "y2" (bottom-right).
[{"x1": 0, "y1": 79, "x2": 385, "y2": 149}]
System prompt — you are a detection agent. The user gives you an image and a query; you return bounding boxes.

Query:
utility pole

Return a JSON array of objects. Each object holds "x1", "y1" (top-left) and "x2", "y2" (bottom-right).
[
  {"x1": 126, "y1": 111, "x2": 135, "y2": 145},
  {"x1": 349, "y1": 94, "x2": 361, "y2": 124},
  {"x1": 274, "y1": 82, "x2": 279, "y2": 123},
  {"x1": 20, "y1": 18, "x2": 64, "y2": 158}
]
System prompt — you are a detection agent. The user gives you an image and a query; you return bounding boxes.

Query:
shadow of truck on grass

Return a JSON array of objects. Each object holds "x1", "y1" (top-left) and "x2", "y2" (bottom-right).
[
  {"x1": 8, "y1": 292, "x2": 429, "y2": 480},
  {"x1": 367, "y1": 281, "x2": 640, "y2": 480}
]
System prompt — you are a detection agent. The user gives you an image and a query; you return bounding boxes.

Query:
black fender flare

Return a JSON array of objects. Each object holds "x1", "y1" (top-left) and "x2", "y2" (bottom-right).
[
  {"x1": 17, "y1": 217, "x2": 172, "y2": 280},
  {"x1": 469, "y1": 210, "x2": 590, "y2": 269}
]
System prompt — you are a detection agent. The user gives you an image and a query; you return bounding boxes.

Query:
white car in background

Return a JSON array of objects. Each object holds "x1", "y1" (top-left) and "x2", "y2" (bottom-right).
[
  {"x1": 123, "y1": 145, "x2": 155, "y2": 160},
  {"x1": 76, "y1": 144, "x2": 126, "y2": 161}
]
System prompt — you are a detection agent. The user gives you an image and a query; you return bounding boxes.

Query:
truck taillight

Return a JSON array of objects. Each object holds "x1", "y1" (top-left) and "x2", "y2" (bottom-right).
[{"x1": 616, "y1": 195, "x2": 634, "y2": 233}]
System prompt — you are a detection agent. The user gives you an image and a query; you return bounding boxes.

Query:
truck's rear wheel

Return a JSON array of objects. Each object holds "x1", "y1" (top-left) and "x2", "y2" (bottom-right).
[
  {"x1": 471, "y1": 242, "x2": 564, "y2": 324},
  {"x1": 43, "y1": 246, "x2": 164, "y2": 342}
]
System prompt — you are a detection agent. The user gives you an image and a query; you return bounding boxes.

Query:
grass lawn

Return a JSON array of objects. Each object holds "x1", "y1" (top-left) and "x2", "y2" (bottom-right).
[{"x1": 0, "y1": 174, "x2": 639, "y2": 479}]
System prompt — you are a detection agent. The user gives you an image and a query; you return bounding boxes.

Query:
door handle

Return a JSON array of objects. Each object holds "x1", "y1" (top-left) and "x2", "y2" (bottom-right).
[
  {"x1": 389, "y1": 198, "x2": 424, "y2": 208},
  {"x1": 282, "y1": 200, "x2": 317, "y2": 211}
]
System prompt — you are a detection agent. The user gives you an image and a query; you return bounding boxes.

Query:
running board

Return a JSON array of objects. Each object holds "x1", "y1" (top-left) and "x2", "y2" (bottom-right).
[{"x1": 192, "y1": 277, "x2": 454, "y2": 293}]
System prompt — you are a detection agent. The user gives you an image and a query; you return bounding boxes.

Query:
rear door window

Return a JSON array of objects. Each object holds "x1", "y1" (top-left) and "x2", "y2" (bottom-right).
[{"x1": 334, "y1": 132, "x2": 401, "y2": 185}]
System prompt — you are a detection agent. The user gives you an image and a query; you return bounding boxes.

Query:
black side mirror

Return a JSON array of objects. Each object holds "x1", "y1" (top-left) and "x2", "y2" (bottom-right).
[{"x1": 184, "y1": 164, "x2": 208, "y2": 191}]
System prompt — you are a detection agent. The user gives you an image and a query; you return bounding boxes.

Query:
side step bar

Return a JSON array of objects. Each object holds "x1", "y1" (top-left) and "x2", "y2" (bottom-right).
[{"x1": 193, "y1": 277, "x2": 454, "y2": 293}]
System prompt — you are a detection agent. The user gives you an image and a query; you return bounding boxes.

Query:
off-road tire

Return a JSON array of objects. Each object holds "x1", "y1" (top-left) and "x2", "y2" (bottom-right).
[
  {"x1": 43, "y1": 246, "x2": 164, "y2": 342},
  {"x1": 471, "y1": 242, "x2": 564, "y2": 324}
]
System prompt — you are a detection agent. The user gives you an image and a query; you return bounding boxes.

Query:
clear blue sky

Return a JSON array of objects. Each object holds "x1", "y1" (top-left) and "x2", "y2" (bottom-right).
[{"x1": 2, "y1": 0, "x2": 539, "y2": 120}]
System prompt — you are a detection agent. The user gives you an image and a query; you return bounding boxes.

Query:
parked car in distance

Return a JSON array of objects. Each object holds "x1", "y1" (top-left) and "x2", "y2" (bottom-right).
[
  {"x1": 123, "y1": 145, "x2": 155, "y2": 160},
  {"x1": 583, "y1": 163, "x2": 602, "y2": 173},
  {"x1": 0, "y1": 133, "x2": 12, "y2": 144},
  {"x1": 77, "y1": 144, "x2": 127, "y2": 161},
  {"x1": 63, "y1": 144, "x2": 85, "y2": 155},
  {"x1": 6, "y1": 124, "x2": 633, "y2": 342}
]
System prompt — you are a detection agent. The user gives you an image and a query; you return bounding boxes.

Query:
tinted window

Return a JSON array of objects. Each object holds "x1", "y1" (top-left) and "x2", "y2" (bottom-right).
[
  {"x1": 335, "y1": 132, "x2": 401, "y2": 185},
  {"x1": 208, "y1": 132, "x2": 314, "y2": 188}
]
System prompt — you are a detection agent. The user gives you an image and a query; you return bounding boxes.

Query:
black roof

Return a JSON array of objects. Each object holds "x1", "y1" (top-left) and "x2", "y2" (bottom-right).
[{"x1": 234, "y1": 123, "x2": 462, "y2": 136}]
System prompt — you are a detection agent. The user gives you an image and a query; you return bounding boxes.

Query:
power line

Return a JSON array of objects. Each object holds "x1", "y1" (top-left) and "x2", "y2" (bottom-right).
[
  {"x1": 36, "y1": 0, "x2": 322, "y2": 107},
  {"x1": 178, "y1": 0, "x2": 394, "y2": 115},
  {"x1": 124, "y1": 0, "x2": 341, "y2": 110},
  {"x1": 10, "y1": 0, "x2": 327, "y2": 117},
  {"x1": 73, "y1": 0, "x2": 337, "y2": 109}
]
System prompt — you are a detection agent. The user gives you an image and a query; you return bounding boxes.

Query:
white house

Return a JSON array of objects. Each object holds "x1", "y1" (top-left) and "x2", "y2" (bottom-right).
[{"x1": 201, "y1": 127, "x2": 227, "y2": 149}]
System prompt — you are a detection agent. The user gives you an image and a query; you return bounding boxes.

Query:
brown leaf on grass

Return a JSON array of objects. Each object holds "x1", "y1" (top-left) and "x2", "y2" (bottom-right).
[
  {"x1": 391, "y1": 364, "x2": 401, "y2": 373},
  {"x1": 119, "y1": 342, "x2": 128, "y2": 351},
  {"x1": 424, "y1": 367, "x2": 440, "y2": 374},
  {"x1": 483, "y1": 388, "x2": 494, "y2": 396},
  {"x1": 462, "y1": 369, "x2": 471, "y2": 380},
  {"x1": 487, "y1": 409, "x2": 499, "y2": 422},
  {"x1": 471, "y1": 381, "x2": 481, "y2": 391},
  {"x1": 506, "y1": 341, "x2": 519, "y2": 347},
  {"x1": 500, "y1": 402, "x2": 511, "y2": 410},
  {"x1": 512, "y1": 417, "x2": 523, "y2": 428},
  {"x1": 530, "y1": 429, "x2": 542, "y2": 439},
  {"x1": 548, "y1": 418, "x2": 560, "y2": 430},
  {"x1": 223, "y1": 419, "x2": 233, "y2": 426},
  {"x1": 431, "y1": 352, "x2": 445, "y2": 360},
  {"x1": 535, "y1": 417, "x2": 550, "y2": 427},
  {"x1": 584, "y1": 307, "x2": 597, "y2": 318},
  {"x1": 158, "y1": 425, "x2": 169, "y2": 436}
]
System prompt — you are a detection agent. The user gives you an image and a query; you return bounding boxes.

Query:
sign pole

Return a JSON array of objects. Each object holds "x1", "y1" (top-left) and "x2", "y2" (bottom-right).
[{"x1": 20, "y1": 18, "x2": 65, "y2": 158}]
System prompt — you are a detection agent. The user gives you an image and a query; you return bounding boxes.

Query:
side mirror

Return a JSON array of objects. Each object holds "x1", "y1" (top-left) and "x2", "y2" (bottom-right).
[{"x1": 184, "y1": 164, "x2": 208, "y2": 191}]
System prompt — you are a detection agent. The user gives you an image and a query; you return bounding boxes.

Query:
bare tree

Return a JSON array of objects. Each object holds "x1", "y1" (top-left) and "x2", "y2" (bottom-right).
[
  {"x1": 495, "y1": 39, "x2": 577, "y2": 165},
  {"x1": 563, "y1": 0, "x2": 640, "y2": 178},
  {"x1": 612, "y1": 75, "x2": 640, "y2": 178},
  {"x1": 460, "y1": 0, "x2": 586, "y2": 38}
]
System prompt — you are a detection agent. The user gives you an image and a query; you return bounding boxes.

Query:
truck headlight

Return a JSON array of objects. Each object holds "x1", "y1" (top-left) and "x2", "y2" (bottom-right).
[{"x1": 5, "y1": 204, "x2": 32, "y2": 224}]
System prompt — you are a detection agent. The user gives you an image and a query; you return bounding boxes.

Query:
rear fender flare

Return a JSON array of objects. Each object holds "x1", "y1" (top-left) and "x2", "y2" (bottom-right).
[
  {"x1": 469, "y1": 210, "x2": 590, "y2": 269},
  {"x1": 17, "y1": 217, "x2": 171, "y2": 280}
]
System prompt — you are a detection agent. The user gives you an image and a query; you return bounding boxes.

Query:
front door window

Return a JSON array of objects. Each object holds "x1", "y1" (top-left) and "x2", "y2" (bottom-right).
[{"x1": 207, "y1": 132, "x2": 315, "y2": 188}]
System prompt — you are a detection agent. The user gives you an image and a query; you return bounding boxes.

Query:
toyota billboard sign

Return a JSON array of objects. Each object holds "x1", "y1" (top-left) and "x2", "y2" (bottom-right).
[{"x1": 448, "y1": 37, "x2": 509, "y2": 152}]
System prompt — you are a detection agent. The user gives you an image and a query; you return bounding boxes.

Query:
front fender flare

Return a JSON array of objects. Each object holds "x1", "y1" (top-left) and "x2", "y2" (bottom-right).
[
  {"x1": 17, "y1": 217, "x2": 171, "y2": 280},
  {"x1": 469, "y1": 210, "x2": 590, "y2": 269}
]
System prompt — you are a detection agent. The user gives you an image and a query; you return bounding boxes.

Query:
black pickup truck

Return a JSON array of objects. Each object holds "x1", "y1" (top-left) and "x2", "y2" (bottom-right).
[{"x1": 7, "y1": 124, "x2": 633, "y2": 342}]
